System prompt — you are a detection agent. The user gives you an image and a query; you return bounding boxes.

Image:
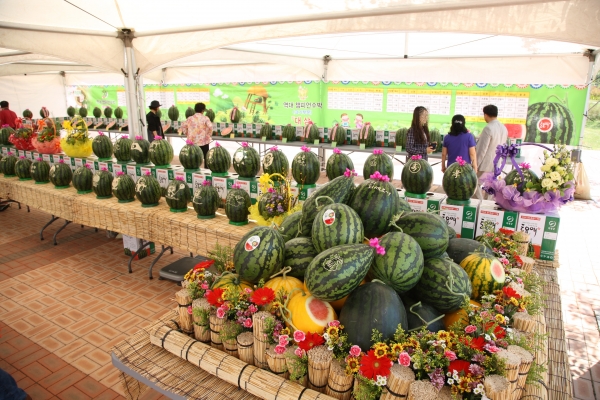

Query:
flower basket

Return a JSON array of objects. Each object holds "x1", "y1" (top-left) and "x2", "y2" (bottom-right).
[
  {"x1": 8, "y1": 133, "x2": 35, "y2": 151},
  {"x1": 32, "y1": 118, "x2": 62, "y2": 154},
  {"x1": 59, "y1": 138, "x2": 92, "y2": 157},
  {"x1": 32, "y1": 136, "x2": 61, "y2": 154},
  {"x1": 61, "y1": 117, "x2": 93, "y2": 158}
]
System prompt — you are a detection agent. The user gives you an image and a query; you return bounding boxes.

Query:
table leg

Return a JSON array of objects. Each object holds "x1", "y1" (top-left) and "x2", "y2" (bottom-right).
[
  {"x1": 127, "y1": 241, "x2": 151, "y2": 274},
  {"x1": 40, "y1": 215, "x2": 59, "y2": 241},
  {"x1": 149, "y1": 245, "x2": 173, "y2": 280},
  {"x1": 53, "y1": 220, "x2": 71, "y2": 245}
]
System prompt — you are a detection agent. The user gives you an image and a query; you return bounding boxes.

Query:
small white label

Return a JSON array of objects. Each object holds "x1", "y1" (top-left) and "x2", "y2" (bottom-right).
[
  {"x1": 245, "y1": 235, "x2": 261, "y2": 251},
  {"x1": 323, "y1": 209, "x2": 336, "y2": 226},
  {"x1": 462, "y1": 221, "x2": 475, "y2": 229},
  {"x1": 543, "y1": 231, "x2": 558, "y2": 241}
]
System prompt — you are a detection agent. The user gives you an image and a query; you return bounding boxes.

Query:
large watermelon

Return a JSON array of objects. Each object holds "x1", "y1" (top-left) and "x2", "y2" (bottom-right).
[
  {"x1": 349, "y1": 172, "x2": 399, "y2": 238},
  {"x1": 192, "y1": 180, "x2": 220, "y2": 219},
  {"x1": 15, "y1": 157, "x2": 32, "y2": 180},
  {"x1": 233, "y1": 227, "x2": 285, "y2": 283},
  {"x1": 73, "y1": 164, "x2": 93, "y2": 193},
  {"x1": 303, "y1": 122, "x2": 320, "y2": 143},
  {"x1": 292, "y1": 146, "x2": 320, "y2": 185},
  {"x1": 131, "y1": 136, "x2": 150, "y2": 164},
  {"x1": 104, "y1": 106, "x2": 113, "y2": 119},
  {"x1": 311, "y1": 203, "x2": 364, "y2": 253},
  {"x1": 277, "y1": 211, "x2": 310, "y2": 241},
  {"x1": 446, "y1": 238, "x2": 492, "y2": 265},
  {"x1": 225, "y1": 185, "x2": 251, "y2": 224},
  {"x1": 305, "y1": 243, "x2": 375, "y2": 302},
  {"x1": 358, "y1": 123, "x2": 376, "y2": 147},
  {"x1": 78, "y1": 107, "x2": 88, "y2": 118},
  {"x1": 262, "y1": 147, "x2": 289, "y2": 180},
  {"x1": 112, "y1": 171, "x2": 136, "y2": 202},
  {"x1": 460, "y1": 252, "x2": 506, "y2": 300},
  {"x1": 92, "y1": 132, "x2": 113, "y2": 160},
  {"x1": 442, "y1": 157, "x2": 478, "y2": 201},
  {"x1": 113, "y1": 135, "x2": 133, "y2": 162},
  {"x1": 259, "y1": 123, "x2": 273, "y2": 140},
  {"x1": 168, "y1": 105, "x2": 179, "y2": 121},
  {"x1": 401, "y1": 155, "x2": 433, "y2": 195},
  {"x1": 179, "y1": 140, "x2": 203, "y2": 170},
  {"x1": 392, "y1": 212, "x2": 449, "y2": 259},
  {"x1": 185, "y1": 107, "x2": 195, "y2": 119},
  {"x1": 206, "y1": 142, "x2": 231, "y2": 174},
  {"x1": 363, "y1": 149, "x2": 394, "y2": 179},
  {"x1": 525, "y1": 97, "x2": 575, "y2": 144},
  {"x1": 93, "y1": 107, "x2": 102, "y2": 119},
  {"x1": 232, "y1": 143, "x2": 260, "y2": 178},
  {"x1": 149, "y1": 136, "x2": 174, "y2": 167},
  {"x1": 397, "y1": 196, "x2": 412, "y2": 214},
  {"x1": 2, "y1": 153, "x2": 17, "y2": 176},
  {"x1": 328, "y1": 124, "x2": 344, "y2": 144},
  {"x1": 67, "y1": 106, "x2": 76, "y2": 118},
  {"x1": 339, "y1": 281, "x2": 408, "y2": 351},
  {"x1": 165, "y1": 176, "x2": 191, "y2": 211},
  {"x1": 229, "y1": 107, "x2": 241, "y2": 123},
  {"x1": 0, "y1": 126, "x2": 12, "y2": 145},
  {"x1": 370, "y1": 232, "x2": 424, "y2": 294},
  {"x1": 135, "y1": 171, "x2": 161, "y2": 206},
  {"x1": 282, "y1": 124, "x2": 297, "y2": 142},
  {"x1": 31, "y1": 158, "x2": 50, "y2": 183},
  {"x1": 411, "y1": 257, "x2": 472, "y2": 313},
  {"x1": 401, "y1": 296, "x2": 445, "y2": 333},
  {"x1": 395, "y1": 128, "x2": 408, "y2": 148},
  {"x1": 283, "y1": 237, "x2": 318, "y2": 279},
  {"x1": 92, "y1": 168, "x2": 114, "y2": 198},
  {"x1": 49, "y1": 160, "x2": 73, "y2": 188},
  {"x1": 114, "y1": 107, "x2": 124, "y2": 119},
  {"x1": 326, "y1": 148, "x2": 354, "y2": 181}
]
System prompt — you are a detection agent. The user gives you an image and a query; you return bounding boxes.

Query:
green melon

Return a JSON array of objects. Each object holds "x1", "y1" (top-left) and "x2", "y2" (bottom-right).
[
  {"x1": 22, "y1": 109, "x2": 33, "y2": 118},
  {"x1": 31, "y1": 159, "x2": 50, "y2": 183},
  {"x1": 179, "y1": 140, "x2": 203, "y2": 170},
  {"x1": 205, "y1": 109, "x2": 215, "y2": 122},
  {"x1": 206, "y1": 144, "x2": 231, "y2": 174},
  {"x1": 40, "y1": 107, "x2": 50, "y2": 118},
  {"x1": 233, "y1": 145, "x2": 260, "y2": 178},
  {"x1": 225, "y1": 187, "x2": 251, "y2": 224},
  {"x1": 401, "y1": 296, "x2": 445, "y2": 332},
  {"x1": 395, "y1": 128, "x2": 408, "y2": 148},
  {"x1": 349, "y1": 175, "x2": 399, "y2": 238},
  {"x1": 277, "y1": 211, "x2": 310, "y2": 241},
  {"x1": 525, "y1": 97, "x2": 575, "y2": 144},
  {"x1": 358, "y1": 123, "x2": 376, "y2": 147},
  {"x1": 165, "y1": 178, "x2": 191, "y2": 211},
  {"x1": 446, "y1": 238, "x2": 492, "y2": 265},
  {"x1": 135, "y1": 173, "x2": 161, "y2": 206},
  {"x1": 92, "y1": 107, "x2": 102, "y2": 119},
  {"x1": 0, "y1": 126, "x2": 13, "y2": 145},
  {"x1": 104, "y1": 107, "x2": 113, "y2": 119},
  {"x1": 282, "y1": 124, "x2": 297, "y2": 142},
  {"x1": 92, "y1": 132, "x2": 113, "y2": 160},
  {"x1": 303, "y1": 123, "x2": 320, "y2": 143},
  {"x1": 311, "y1": 203, "x2": 364, "y2": 253},
  {"x1": 149, "y1": 137, "x2": 174, "y2": 167},
  {"x1": 283, "y1": 237, "x2": 318, "y2": 279},
  {"x1": 67, "y1": 106, "x2": 76, "y2": 118},
  {"x1": 113, "y1": 136, "x2": 133, "y2": 162},
  {"x1": 460, "y1": 252, "x2": 506, "y2": 300},
  {"x1": 192, "y1": 181, "x2": 220, "y2": 219},
  {"x1": 229, "y1": 108, "x2": 241, "y2": 123},
  {"x1": 233, "y1": 227, "x2": 285, "y2": 283},
  {"x1": 92, "y1": 169, "x2": 114, "y2": 198},
  {"x1": 363, "y1": 150, "x2": 394, "y2": 179},
  {"x1": 168, "y1": 105, "x2": 179, "y2": 121},
  {"x1": 262, "y1": 148, "x2": 289, "y2": 181},
  {"x1": 15, "y1": 157, "x2": 32, "y2": 180},
  {"x1": 131, "y1": 137, "x2": 150, "y2": 164},
  {"x1": 185, "y1": 107, "x2": 195, "y2": 119},
  {"x1": 260, "y1": 123, "x2": 273, "y2": 140},
  {"x1": 328, "y1": 124, "x2": 345, "y2": 144},
  {"x1": 291, "y1": 148, "x2": 320, "y2": 185},
  {"x1": 505, "y1": 168, "x2": 540, "y2": 193},
  {"x1": 49, "y1": 161, "x2": 73, "y2": 188},
  {"x1": 442, "y1": 160, "x2": 478, "y2": 201},
  {"x1": 401, "y1": 157, "x2": 433, "y2": 195},
  {"x1": 78, "y1": 107, "x2": 88, "y2": 118},
  {"x1": 326, "y1": 150, "x2": 354, "y2": 181},
  {"x1": 114, "y1": 107, "x2": 124, "y2": 119},
  {"x1": 73, "y1": 165, "x2": 94, "y2": 193},
  {"x1": 391, "y1": 212, "x2": 449, "y2": 259},
  {"x1": 2, "y1": 154, "x2": 17, "y2": 176},
  {"x1": 112, "y1": 172, "x2": 136, "y2": 202}
]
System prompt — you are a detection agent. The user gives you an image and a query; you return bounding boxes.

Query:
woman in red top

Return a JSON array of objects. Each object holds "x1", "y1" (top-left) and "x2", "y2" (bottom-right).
[{"x1": 0, "y1": 101, "x2": 18, "y2": 128}]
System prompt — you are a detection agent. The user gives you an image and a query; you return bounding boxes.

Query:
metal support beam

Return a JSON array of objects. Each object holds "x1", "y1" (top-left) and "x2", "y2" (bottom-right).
[
  {"x1": 322, "y1": 55, "x2": 331, "y2": 81},
  {"x1": 120, "y1": 30, "x2": 143, "y2": 139},
  {"x1": 578, "y1": 50, "x2": 599, "y2": 149}
]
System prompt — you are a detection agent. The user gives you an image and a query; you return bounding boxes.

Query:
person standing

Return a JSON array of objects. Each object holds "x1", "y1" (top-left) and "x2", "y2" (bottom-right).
[
  {"x1": 441, "y1": 114, "x2": 477, "y2": 173},
  {"x1": 0, "y1": 101, "x2": 18, "y2": 128},
  {"x1": 180, "y1": 102, "x2": 213, "y2": 167},
  {"x1": 405, "y1": 106, "x2": 434, "y2": 160},
  {"x1": 146, "y1": 100, "x2": 164, "y2": 142},
  {"x1": 475, "y1": 105, "x2": 508, "y2": 177}
]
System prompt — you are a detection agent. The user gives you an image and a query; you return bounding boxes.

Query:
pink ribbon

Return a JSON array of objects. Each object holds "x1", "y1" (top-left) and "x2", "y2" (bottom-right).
[
  {"x1": 369, "y1": 238, "x2": 386, "y2": 255},
  {"x1": 369, "y1": 171, "x2": 390, "y2": 182},
  {"x1": 333, "y1": 148, "x2": 341, "y2": 154}
]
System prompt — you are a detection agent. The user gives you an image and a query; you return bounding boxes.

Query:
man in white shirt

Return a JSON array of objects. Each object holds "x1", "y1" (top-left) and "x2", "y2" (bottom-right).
[{"x1": 476, "y1": 104, "x2": 508, "y2": 177}]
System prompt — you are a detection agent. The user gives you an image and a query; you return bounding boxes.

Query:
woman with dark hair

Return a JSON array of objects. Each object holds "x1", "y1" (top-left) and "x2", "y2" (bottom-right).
[
  {"x1": 405, "y1": 106, "x2": 434, "y2": 160},
  {"x1": 180, "y1": 102, "x2": 212, "y2": 167},
  {"x1": 441, "y1": 114, "x2": 477, "y2": 173}
]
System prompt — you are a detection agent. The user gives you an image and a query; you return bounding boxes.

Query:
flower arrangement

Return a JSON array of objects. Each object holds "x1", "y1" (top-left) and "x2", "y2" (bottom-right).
[
  {"x1": 60, "y1": 117, "x2": 92, "y2": 157},
  {"x1": 8, "y1": 119, "x2": 36, "y2": 151},
  {"x1": 249, "y1": 173, "x2": 301, "y2": 226},
  {"x1": 32, "y1": 119, "x2": 62, "y2": 154},
  {"x1": 476, "y1": 222, "x2": 523, "y2": 268}
]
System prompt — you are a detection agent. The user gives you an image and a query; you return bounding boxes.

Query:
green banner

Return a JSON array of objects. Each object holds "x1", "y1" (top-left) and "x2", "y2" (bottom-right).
[{"x1": 68, "y1": 81, "x2": 587, "y2": 145}]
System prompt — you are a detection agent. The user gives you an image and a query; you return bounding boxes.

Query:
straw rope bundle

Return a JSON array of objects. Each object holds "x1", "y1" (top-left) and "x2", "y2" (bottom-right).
[
  {"x1": 522, "y1": 312, "x2": 549, "y2": 400},
  {"x1": 512, "y1": 312, "x2": 537, "y2": 333},
  {"x1": 307, "y1": 346, "x2": 333, "y2": 393},
  {"x1": 192, "y1": 298, "x2": 211, "y2": 343},
  {"x1": 236, "y1": 332, "x2": 254, "y2": 366},
  {"x1": 380, "y1": 364, "x2": 415, "y2": 400},
  {"x1": 252, "y1": 311, "x2": 270, "y2": 369},
  {"x1": 221, "y1": 321, "x2": 241, "y2": 357},
  {"x1": 284, "y1": 348, "x2": 307, "y2": 388},
  {"x1": 266, "y1": 345, "x2": 289, "y2": 379},
  {"x1": 209, "y1": 314, "x2": 225, "y2": 350},
  {"x1": 519, "y1": 256, "x2": 535, "y2": 273},
  {"x1": 496, "y1": 349, "x2": 521, "y2": 398},
  {"x1": 435, "y1": 386, "x2": 453, "y2": 399},
  {"x1": 407, "y1": 380, "x2": 438, "y2": 400},
  {"x1": 513, "y1": 232, "x2": 530, "y2": 256},
  {"x1": 324, "y1": 360, "x2": 353, "y2": 400},
  {"x1": 508, "y1": 345, "x2": 534, "y2": 400},
  {"x1": 174, "y1": 289, "x2": 193, "y2": 334},
  {"x1": 483, "y1": 375, "x2": 511, "y2": 400}
]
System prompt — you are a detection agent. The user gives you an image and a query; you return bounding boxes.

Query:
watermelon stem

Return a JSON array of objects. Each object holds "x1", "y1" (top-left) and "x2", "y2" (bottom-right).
[
  {"x1": 545, "y1": 94, "x2": 567, "y2": 108},
  {"x1": 406, "y1": 302, "x2": 446, "y2": 332},
  {"x1": 388, "y1": 213, "x2": 405, "y2": 232},
  {"x1": 314, "y1": 196, "x2": 335, "y2": 210},
  {"x1": 269, "y1": 266, "x2": 292, "y2": 280}
]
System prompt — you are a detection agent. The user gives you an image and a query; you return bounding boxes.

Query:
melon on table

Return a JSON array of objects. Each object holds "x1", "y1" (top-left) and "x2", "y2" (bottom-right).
[{"x1": 505, "y1": 124, "x2": 525, "y2": 139}]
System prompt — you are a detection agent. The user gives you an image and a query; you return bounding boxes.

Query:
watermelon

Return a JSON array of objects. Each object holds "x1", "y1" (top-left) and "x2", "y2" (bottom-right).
[
  {"x1": 446, "y1": 238, "x2": 492, "y2": 265},
  {"x1": 179, "y1": 140, "x2": 204, "y2": 170},
  {"x1": 397, "y1": 196, "x2": 412, "y2": 214},
  {"x1": 206, "y1": 143, "x2": 231, "y2": 174},
  {"x1": 505, "y1": 167, "x2": 540, "y2": 193},
  {"x1": 339, "y1": 281, "x2": 408, "y2": 351},
  {"x1": 73, "y1": 164, "x2": 93, "y2": 193},
  {"x1": 185, "y1": 107, "x2": 195, "y2": 119},
  {"x1": 349, "y1": 173, "x2": 399, "y2": 238},
  {"x1": 363, "y1": 149, "x2": 394, "y2": 179},
  {"x1": 93, "y1": 107, "x2": 102, "y2": 119},
  {"x1": 370, "y1": 232, "x2": 424, "y2": 294},
  {"x1": 67, "y1": 106, "x2": 76, "y2": 118},
  {"x1": 305, "y1": 244, "x2": 374, "y2": 302},
  {"x1": 392, "y1": 212, "x2": 449, "y2": 259},
  {"x1": 113, "y1": 136, "x2": 133, "y2": 162},
  {"x1": 232, "y1": 143, "x2": 260, "y2": 178},
  {"x1": 411, "y1": 257, "x2": 472, "y2": 313},
  {"x1": 442, "y1": 157, "x2": 478, "y2": 201},
  {"x1": 262, "y1": 147, "x2": 289, "y2": 180},
  {"x1": 39, "y1": 107, "x2": 49, "y2": 118},
  {"x1": 303, "y1": 123, "x2": 320, "y2": 143},
  {"x1": 525, "y1": 97, "x2": 575, "y2": 144},
  {"x1": 92, "y1": 132, "x2": 114, "y2": 160},
  {"x1": 135, "y1": 172, "x2": 161, "y2": 206},
  {"x1": 429, "y1": 127, "x2": 443, "y2": 152},
  {"x1": 282, "y1": 124, "x2": 297, "y2": 142},
  {"x1": 2, "y1": 153, "x2": 17, "y2": 176},
  {"x1": 114, "y1": 107, "x2": 123, "y2": 119},
  {"x1": 395, "y1": 128, "x2": 408, "y2": 148},
  {"x1": 22, "y1": 109, "x2": 33, "y2": 118},
  {"x1": 229, "y1": 107, "x2": 241, "y2": 123},
  {"x1": 225, "y1": 185, "x2": 251, "y2": 224},
  {"x1": 205, "y1": 109, "x2": 215, "y2": 122},
  {"x1": 448, "y1": 227, "x2": 457, "y2": 240},
  {"x1": 401, "y1": 296, "x2": 445, "y2": 333},
  {"x1": 358, "y1": 123, "x2": 376, "y2": 147},
  {"x1": 149, "y1": 136, "x2": 174, "y2": 167},
  {"x1": 168, "y1": 105, "x2": 179, "y2": 121},
  {"x1": 92, "y1": 169, "x2": 114, "y2": 198},
  {"x1": 328, "y1": 124, "x2": 344, "y2": 144},
  {"x1": 326, "y1": 149, "x2": 354, "y2": 181},
  {"x1": 78, "y1": 107, "x2": 88, "y2": 118},
  {"x1": 460, "y1": 252, "x2": 506, "y2": 300},
  {"x1": 291, "y1": 146, "x2": 320, "y2": 185},
  {"x1": 260, "y1": 123, "x2": 273, "y2": 140},
  {"x1": 283, "y1": 237, "x2": 318, "y2": 279},
  {"x1": 104, "y1": 106, "x2": 113, "y2": 119},
  {"x1": 311, "y1": 203, "x2": 364, "y2": 253},
  {"x1": 131, "y1": 136, "x2": 150, "y2": 164},
  {"x1": 31, "y1": 158, "x2": 50, "y2": 183},
  {"x1": 233, "y1": 227, "x2": 285, "y2": 283},
  {"x1": 277, "y1": 211, "x2": 310, "y2": 241},
  {"x1": 401, "y1": 156, "x2": 433, "y2": 195},
  {"x1": 0, "y1": 157, "x2": 5, "y2": 175},
  {"x1": 0, "y1": 126, "x2": 13, "y2": 145},
  {"x1": 49, "y1": 160, "x2": 73, "y2": 188},
  {"x1": 192, "y1": 180, "x2": 220, "y2": 219},
  {"x1": 112, "y1": 171, "x2": 136, "y2": 202},
  {"x1": 165, "y1": 177, "x2": 191, "y2": 211},
  {"x1": 15, "y1": 157, "x2": 32, "y2": 180},
  {"x1": 257, "y1": 191, "x2": 287, "y2": 220}
]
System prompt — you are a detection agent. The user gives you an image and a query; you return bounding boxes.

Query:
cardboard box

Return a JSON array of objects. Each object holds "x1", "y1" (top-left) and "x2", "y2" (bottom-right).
[
  {"x1": 234, "y1": 177, "x2": 259, "y2": 204},
  {"x1": 440, "y1": 199, "x2": 480, "y2": 239},
  {"x1": 290, "y1": 184, "x2": 318, "y2": 203},
  {"x1": 122, "y1": 234, "x2": 156, "y2": 260},
  {"x1": 476, "y1": 200, "x2": 519, "y2": 237},
  {"x1": 211, "y1": 175, "x2": 236, "y2": 205},
  {"x1": 516, "y1": 212, "x2": 560, "y2": 260},
  {"x1": 126, "y1": 164, "x2": 138, "y2": 182},
  {"x1": 403, "y1": 192, "x2": 446, "y2": 213}
]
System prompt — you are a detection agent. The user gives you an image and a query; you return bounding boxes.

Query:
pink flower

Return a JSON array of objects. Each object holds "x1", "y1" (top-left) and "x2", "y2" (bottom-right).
[
  {"x1": 202, "y1": 180, "x2": 211, "y2": 186},
  {"x1": 333, "y1": 148, "x2": 341, "y2": 154},
  {"x1": 328, "y1": 320, "x2": 340, "y2": 327},
  {"x1": 444, "y1": 350, "x2": 457, "y2": 361},
  {"x1": 279, "y1": 335, "x2": 290, "y2": 346},
  {"x1": 241, "y1": 142, "x2": 249, "y2": 147},
  {"x1": 187, "y1": 306, "x2": 193, "y2": 315},
  {"x1": 154, "y1": 136, "x2": 162, "y2": 140},
  {"x1": 373, "y1": 149, "x2": 383, "y2": 155},
  {"x1": 410, "y1": 155, "x2": 422, "y2": 160},
  {"x1": 244, "y1": 288, "x2": 253, "y2": 294},
  {"x1": 215, "y1": 142, "x2": 221, "y2": 147},
  {"x1": 349, "y1": 345, "x2": 362, "y2": 357},
  {"x1": 369, "y1": 238, "x2": 380, "y2": 248},
  {"x1": 494, "y1": 237, "x2": 501, "y2": 242},
  {"x1": 294, "y1": 347, "x2": 306, "y2": 357},
  {"x1": 243, "y1": 318, "x2": 253, "y2": 328},
  {"x1": 465, "y1": 325, "x2": 477, "y2": 334},
  {"x1": 270, "y1": 146, "x2": 279, "y2": 152},
  {"x1": 135, "y1": 135, "x2": 143, "y2": 140},
  {"x1": 376, "y1": 247, "x2": 386, "y2": 255},
  {"x1": 301, "y1": 145, "x2": 310, "y2": 152},
  {"x1": 494, "y1": 304, "x2": 505, "y2": 314},
  {"x1": 201, "y1": 282, "x2": 209, "y2": 290},
  {"x1": 293, "y1": 330, "x2": 306, "y2": 342},
  {"x1": 19, "y1": 156, "x2": 25, "y2": 159},
  {"x1": 248, "y1": 304, "x2": 258, "y2": 313},
  {"x1": 216, "y1": 307, "x2": 226, "y2": 319},
  {"x1": 36, "y1": 157, "x2": 42, "y2": 161},
  {"x1": 398, "y1": 351, "x2": 411, "y2": 367},
  {"x1": 185, "y1": 139, "x2": 194, "y2": 145},
  {"x1": 274, "y1": 345, "x2": 286, "y2": 355},
  {"x1": 456, "y1": 156, "x2": 466, "y2": 166},
  {"x1": 484, "y1": 344, "x2": 501, "y2": 353},
  {"x1": 519, "y1": 162, "x2": 531, "y2": 170},
  {"x1": 500, "y1": 258, "x2": 509, "y2": 265},
  {"x1": 116, "y1": 171, "x2": 125, "y2": 176},
  {"x1": 231, "y1": 183, "x2": 241, "y2": 190},
  {"x1": 175, "y1": 175, "x2": 185, "y2": 182},
  {"x1": 122, "y1": 135, "x2": 129, "y2": 139},
  {"x1": 58, "y1": 159, "x2": 65, "y2": 164},
  {"x1": 98, "y1": 131, "x2": 105, "y2": 136},
  {"x1": 516, "y1": 277, "x2": 523, "y2": 285},
  {"x1": 144, "y1": 170, "x2": 151, "y2": 176},
  {"x1": 100, "y1": 167, "x2": 108, "y2": 172},
  {"x1": 343, "y1": 168, "x2": 357, "y2": 177},
  {"x1": 480, "y1": 311, "x2": 490, "y2": 319}
]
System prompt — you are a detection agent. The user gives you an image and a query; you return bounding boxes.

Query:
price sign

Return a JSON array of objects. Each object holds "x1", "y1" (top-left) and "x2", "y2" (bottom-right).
[
  {"x1": 127, "y1": 165, "x2": 137, "y2": 182},
  {"x1": 519, "y1": 222, "x2": 539, "y2": 238},
  {"x1": 193, "y1": 173, "x2": 206, "y2": 190},
  {"x1": 440, "y1": 209, "x2": 461, "y2": 231}
]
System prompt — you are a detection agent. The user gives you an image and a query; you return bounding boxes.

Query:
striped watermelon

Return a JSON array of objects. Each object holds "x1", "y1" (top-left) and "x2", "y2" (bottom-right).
[
  {"x1": 225, "y1": 185, "x2": 251, "y2": 224},
  {"x1": 283, "y1": 237, "x2": 318, "y2": 279},
  {"x1": 328, "y1": 124, "x2": 344, "y2": 144},
  {"x1": 93, "y1": 107, "x2": 102, "y2": 119},
  {"x1": 358, "y1": 123, "x2": 376, "y2": 147},
  {"x1": 411, "y1": 257, "x2": 472, "y2": 313},
  {"x1": 260, "y1": 123, "x2": 273, "y2": 140},
  {"x1": 206, "y1": 143, "x2": 231, "y2": 174},
  {"x1": 185, "y1": 107, "x2": 195, "y2": 119},
  {"x1": 149, "y1": 136, "x2": 174, "y2": 166},
  {"x1": 233, "y1": 226, "x2": 285, "y2": 283},
  {"x1": 349, "y1": 172, "x2": 399, "y2": 238},
  {"x1": 370, "y1": 232, "x2": 424, "y2": 294},
  {"x1": 131, "y1": 136, "x2": 150, "y2": 164},
  {"x1": 0, "y1": 126, "x2": 12, "y2": 145},
  {"x1": 0, "y1": 156, "x2": 4, "y2": 174},
  {"x1": 326, "y1": 149, "x2": 354, "y2": 181},
  {"x1": 192, "y1": 180, "x2": 220, "y2": 219},
  {"x1": 114, "y1": 107, "x2": 123, "y2": 119},
  {"x1": 282, "y1": 124, "x2": 297, "y2": 142},
  {"x1": 305, "y1": 243, "x2": 375, "y2": 302},
  {"x1": 277, "y1": 211, "x2": 310, "y2": 241},
  {"x1": 104, "y1": 106, "x2": 113, "y2": 119},
  {"x1": 179, "y1": 140, "x2": 203, "y2": 170},
  {"x1": 73, "y1": 164, "x2": 93, "y2": 193},
  {"x1": 135, "y1": 172, "x2": 161, "y2": 206},
  {"x1": 397, "y1": 197, "x2": 412, "y2": 214},
  {"x1": 165, "y1": 176, "x2": 191, "y2": 211},
  {"x1": 229, "y1": 107, "x2": 241, "y2": 123},
  {"x1": 78, "y1": 107, "x2": 88, "y2": 118},
  {"x1": 448, "y1": 227, "x2": 457, "y2": 240},
  {"x1": 525, "y1": 97, "x2": 575, "y2": 144},
  {"x1": 113, "y1": 136, "x2": 133, "y2": 162},
  {"x1": 168, "y1": 105, "x2": 179, "y2": 121},
  {"x1": 15, "y1": 157, "x2": 32, "y2": 180},
  {"x1": 49, "y1": 160, "x2": 73, "y2": 188},
  {"x1": 460, "y1": 252, "x2": 505, "y2": 300},
  {"x1": 2, "y1": 153, "x2": 17, "y2": 176},
  {"x1": 233, "y1": 143, "x2": 260, "y2": 178},
  {"x1": 67, "y1": 106, "x2": 76, "y2": 118},
  {"x1": 92, "y1": 168, "x2": 114, "y2": 198},
  {"x1": 92, "y1": 132, "x2": 113, "y2": 160},
  {"x1": 363, "y1": 149, "x2": 394, "y2": 179},
  {"x1": 205, "y1": 109, "x2": 215, "y2": 122},
  {"x1": 292, "y1": 146, "x2": 320, "y2": 185},
  {"x1": 442, "y1": 157, "x2": 478, "y2": 201},
  {"x1": 23, "y1": 109, "x2": 33, "y2": 118},
  {"x1": 401, "y1": 156, "x2": 433, "y2": 195},
  {"x1": 392, "y1": 212, "x2": 449, "y2": 259},
  {"x1": 112, "y1": 171, "x2": 136, "y2": 202},
  {"x1": 303, "y1": 123, "x2": 320, "y2": 143},
  {"x1": 395, "y1": 128, "x2": 408, "y2": 148},
  {"x1": 429, "y1": 128, "x2": 443, "y2": 152},
  {"x1": 31, "y1": 158, "x2": 50, "y2": 183},
  {"x1": 262, "y1": 147, "x2": 289, "y2": 180},
  {"x1": 505, "y1": 167, "x2": 540, "y2": 193},
  {"x1": 311, "y1": 203, "x2": 364, "y2": 253}
]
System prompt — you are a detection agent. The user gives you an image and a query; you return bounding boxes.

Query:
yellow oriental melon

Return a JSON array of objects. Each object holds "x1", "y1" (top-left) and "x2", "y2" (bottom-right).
[
  {"x1": 443, "y1": 300, "x2": 481, "y2": 329},
  {"x1": 287, "y1": 289, "x2": 337, "y2": 334},
  {"x1": 264, "y1": 266, "x2": 304, "y2": 298},
  {"x1": 211, "y1": 272, "x2": 253, "y2": 293}
]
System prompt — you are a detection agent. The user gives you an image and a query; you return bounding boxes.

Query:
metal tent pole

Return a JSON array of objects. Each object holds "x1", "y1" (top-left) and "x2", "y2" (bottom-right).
[
  {"x1": 578, "y1": 50, "x2": 599, "y2": 150},
  {"x1": 120, "y1": 29, "x2": 143, "y2": 139}
]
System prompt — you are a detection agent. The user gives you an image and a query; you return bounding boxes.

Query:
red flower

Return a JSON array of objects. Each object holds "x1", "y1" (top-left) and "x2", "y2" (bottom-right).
[
  {"x1": 250, "y1": 287, "x2": 275, "y2": 306},
  {"x1": 448, "y1": 360, "x2": 471, "y2": 375},
  {"x1": 298, "y1": 332, "x2": 325, "y2": 352},
  {"x1": 461, "y1": 336, "x2": 486, "y2": 351},
  {"x1": 359, "y1": 350, "x2": 392, "y2": 379},
  {"x1": 484, "y1": 322, "x2": 507, "y2": 340},
  {"x1": 502, "y1": 286, "x2": 521, "y2": 300},
  {"x1": 206, "y1": 288, "x2": 225, "y2": 307},
  {"x1": 499, "y1": 228, "x2": 514, "y2": 236}
]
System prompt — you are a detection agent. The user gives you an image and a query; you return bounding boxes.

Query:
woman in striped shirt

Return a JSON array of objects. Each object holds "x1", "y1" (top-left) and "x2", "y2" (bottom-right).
[{"x1": 405, "y1": 106, "x2": 434, "y2": 160}]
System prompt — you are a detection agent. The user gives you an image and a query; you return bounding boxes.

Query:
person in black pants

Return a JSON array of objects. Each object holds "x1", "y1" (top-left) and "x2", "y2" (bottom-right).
[{"x1": 146, "y1": 100, "x2": 164, "y2": 142}]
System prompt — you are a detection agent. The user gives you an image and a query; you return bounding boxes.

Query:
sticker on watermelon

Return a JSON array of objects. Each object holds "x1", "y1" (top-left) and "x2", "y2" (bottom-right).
[
  {"x1": 323, "y1": 209, "x2": 336, "y2": 226},
  {"x1": 245, "y1": 235, "x2": 261, "y2": 251},
  {"x1": 537, "y1": 118, "x2": 553, "y2": 133}
]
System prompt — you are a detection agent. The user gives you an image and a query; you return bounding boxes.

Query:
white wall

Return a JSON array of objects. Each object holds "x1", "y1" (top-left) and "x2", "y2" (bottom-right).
[{"x1": 0, "y1": 74, "x2": 67, "y2": 118}]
